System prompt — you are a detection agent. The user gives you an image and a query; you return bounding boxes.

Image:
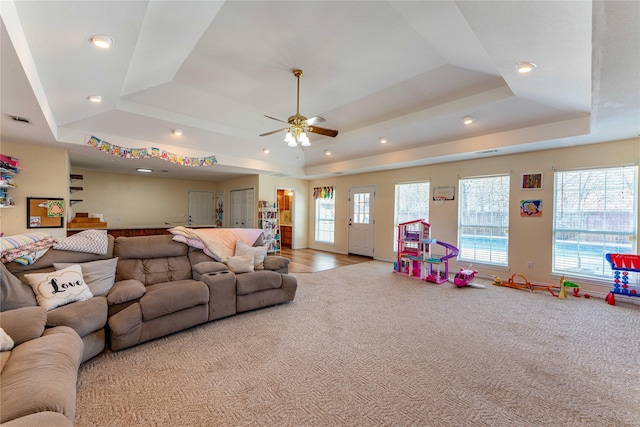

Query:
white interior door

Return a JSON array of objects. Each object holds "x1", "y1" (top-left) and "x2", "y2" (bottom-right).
[
  {"x1": 230, "y1": 188, "x2": 254, "y2": 228},
  {"x1": 348, "y1": 186, "x2": 375, "y2": 257},
  {"x1": 187, "y1": 191, "x2": 214, "y2": 225}
]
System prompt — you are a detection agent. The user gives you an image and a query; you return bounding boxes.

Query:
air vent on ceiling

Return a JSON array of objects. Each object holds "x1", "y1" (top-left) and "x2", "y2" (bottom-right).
[{"x1": 9, "y1": 115, "x2": 31, "y2": 124}]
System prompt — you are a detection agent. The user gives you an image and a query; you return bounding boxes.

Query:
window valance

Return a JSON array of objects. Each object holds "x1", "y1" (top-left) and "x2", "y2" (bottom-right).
[{"x1": 314, "y1": 186, "x2": 335, "y2": 200}]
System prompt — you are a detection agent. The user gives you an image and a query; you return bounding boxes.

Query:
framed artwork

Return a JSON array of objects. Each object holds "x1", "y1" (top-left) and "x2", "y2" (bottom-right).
[
  {"x1": 522, "y1": 173, "x2": 543, "y2": 190},
  {"x1": 520, "y1": 199, "x2": 542, "y2": 217},
  {"x1": 26, "y1": 197, "x2": 65, "y2": 228}
]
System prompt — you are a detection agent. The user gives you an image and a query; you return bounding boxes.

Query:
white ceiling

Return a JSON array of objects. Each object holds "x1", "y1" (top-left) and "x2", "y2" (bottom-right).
[{"x1": 1, "y1": 1, "x2": 638, "y2": 182}]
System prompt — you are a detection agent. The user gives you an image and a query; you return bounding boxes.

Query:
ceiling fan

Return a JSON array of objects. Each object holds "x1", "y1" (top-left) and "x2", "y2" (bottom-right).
[{"x1": 259, "y1": 69, "x2": 338, "y2": 147}]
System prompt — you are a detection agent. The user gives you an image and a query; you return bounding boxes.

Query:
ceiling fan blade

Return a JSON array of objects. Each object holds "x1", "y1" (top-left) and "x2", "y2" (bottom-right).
[
  {"x1": 265, "y1": 115, "x2": 287, "y2": 123},
  {"x1": 308, "y1": 126, "x2": 338, "y2": 138},
  {"x1": 259, "y1": 128, "x2": 287, "y2": 137},
  {"x1": 304, "y1": 116, "x2": 326, "y2": 125}
]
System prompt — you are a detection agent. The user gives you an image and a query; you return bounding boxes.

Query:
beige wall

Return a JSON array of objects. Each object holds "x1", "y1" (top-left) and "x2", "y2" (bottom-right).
[
  {"x1": 70, "y1": 168, "x2": 218, "y2": 228},
  {"x1": 306, "y1": 138, "x2": 640, "y2": 294},
  {"x1": 216, "y1": 175, "x2": 259, "y2": 228},
  {"x1": 0, "y1": 142, "x2": 69, "y2": 238},
  {"x1": 259, "y1": 174, "x2": 309, "y2": 249}
]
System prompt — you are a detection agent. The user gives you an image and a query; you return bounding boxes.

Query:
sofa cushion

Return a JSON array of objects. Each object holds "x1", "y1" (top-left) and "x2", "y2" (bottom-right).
[
  {"x1": 116, "y1": 257, "x2": 192, "y2": 285},
  {"x1": 236, "y1": 270, "x2": 284, "y2": 295},
  {"x1": 54, "y1": 257, "x2": 118, "y2": 296},
  {"x1": 108, "y1": 279, "x2": 147, "y2": 305},
  {"x1": 0, "y1": 328, "x2": 14, "y2": 351},
  {"x1": 0, "y1": 306, "x2": 47, "y2": 346},
  {"x1": 1, "y1": 263, "x2": 37, "y2": 311},
  {"x1": 46, "y1": 296, "x2": 108, "y2": 337},
  {"x1": 192, "y1": 261, "x2": 228, "y2": 274},
  {"x1": 0, "y1": 411, "x2": 74, "y2": 427},
  {"x1": 0, "y1": 326, "x2": 82, "y2": 424},
  {"x1": 115, "y1": 235, "x2": 188, "y2": 259},
  {"x1": 263, "y1": 256, "x2": 290, "y2": 271},
  {"x1": 234, "y1": 240, "x2": 267, "y2": 269},
  {"x1": 140, "y1": 280, "x2": 209, "y2": 321},
  {"x1": 23, "y1": 265, "x2": 93, "y2": 311},
  {"x1": 226, "y1": 254, "x2": 254, "y2": 273}
]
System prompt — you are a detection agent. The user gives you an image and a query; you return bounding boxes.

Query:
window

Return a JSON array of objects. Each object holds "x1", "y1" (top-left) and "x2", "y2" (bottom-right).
[
  {"x1": 315, "y1": 187, "x2": 335, "y2": 244},
  {"x1": 394, "y1": 182, "x2": 430, "y2": 251},
  {"x1": 458, "y1": 175, "x2": 510, "y2": 266},
  {"x1": 553, "y1": 166, "x2": 637, "y2": 279}
]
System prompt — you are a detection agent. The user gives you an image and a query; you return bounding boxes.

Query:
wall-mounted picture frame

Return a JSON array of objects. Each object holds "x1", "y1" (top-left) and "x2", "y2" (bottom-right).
[
  {"x1": 520, "y1": 199, "x2": 542, "y2": 217},
  {"x1": 522, "y1": 173, "x2": 543, "y2": 190},
  {"x1": 27, "y1": 197, "x2": 65, "y2": 228}
]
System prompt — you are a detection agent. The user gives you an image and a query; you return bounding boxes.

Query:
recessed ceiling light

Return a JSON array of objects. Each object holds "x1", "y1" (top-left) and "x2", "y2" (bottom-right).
[
  {"x1": 462, "y1": 116, "x2": 475, "y2": 125},
  {"x1": 88, "y1": 95, "x2": 102, "y2": 103},
  {"x1": 379, "y1": 137, "x2": 387, "y2": 144},
  {"x1": 262, "y1": 148, "x2": 270, "y2": 154},
  {"x1": 325, "y1": 150, "x2": 331, "y2": 155},
  {"x1": 516, "y1": 62, "x2": 537, "y2": 73},
  {"x1": 89, "y1": 35, "x2": 113, "y2": 49},
  {"x1": 172, "y1": 129, "x2": 183, "y2": 136},
  {"x1": 136, "y1": 168, "x2": 153, "y2": 173}
]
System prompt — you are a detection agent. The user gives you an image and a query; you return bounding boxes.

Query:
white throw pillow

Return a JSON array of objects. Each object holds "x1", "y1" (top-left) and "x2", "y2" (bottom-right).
[
  {"x1": 23, "y1": 264, "x2": 93, "y2": 311},
  {"x1": 234, "y1": 240, "x2": 268, "y2": 270},
  {"x1": 54, "y1": 257, "x2": 118, "y2": 296},
  {"x1": 0, "y1": 328, "x2": 14, "y2": 351},
  {"x1": 226, "y1": 254, "x2": 255, "y2": 273}
]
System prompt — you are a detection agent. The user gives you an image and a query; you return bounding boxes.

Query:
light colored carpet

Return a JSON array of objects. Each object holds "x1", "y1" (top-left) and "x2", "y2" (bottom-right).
[{"x1": 75, "y1": 261, "x2": 640, "y2": 426}]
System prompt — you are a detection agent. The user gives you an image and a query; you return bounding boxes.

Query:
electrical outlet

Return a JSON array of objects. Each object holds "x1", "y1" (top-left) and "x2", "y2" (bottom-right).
[{"x1": 527, "y1": 262, "x2": 533, "y2": 269}]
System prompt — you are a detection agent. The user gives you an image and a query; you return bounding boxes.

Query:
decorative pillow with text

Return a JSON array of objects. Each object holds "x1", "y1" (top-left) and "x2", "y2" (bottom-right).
[
  {"x1": 0, "y1": 328, "x2": 14, "y2": 351},
  {"x1": 23, "y1": 265, "x2": 93, "y2": 311}
]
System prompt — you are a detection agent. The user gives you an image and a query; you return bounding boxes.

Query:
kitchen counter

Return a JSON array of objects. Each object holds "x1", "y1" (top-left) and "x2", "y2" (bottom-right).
[{"x1": 67, "y1": 224, "x2": 217, "y2": 237}]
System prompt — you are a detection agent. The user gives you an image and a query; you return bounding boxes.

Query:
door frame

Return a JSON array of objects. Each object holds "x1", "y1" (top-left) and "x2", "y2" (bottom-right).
[
  {"x1": 348, "y1": 185, "x2": 376, "y2": 257},
  {"x1": 276, "y1": 187, "x2": 295, "y2": 249}
]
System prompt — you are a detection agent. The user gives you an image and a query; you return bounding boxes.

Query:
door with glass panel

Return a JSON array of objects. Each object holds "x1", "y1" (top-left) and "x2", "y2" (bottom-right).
[{"x1": 348, "y1": 186, "x2": 375, "y2": 257}]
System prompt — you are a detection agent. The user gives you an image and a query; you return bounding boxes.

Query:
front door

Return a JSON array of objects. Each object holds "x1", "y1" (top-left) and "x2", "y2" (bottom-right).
[{"x1": 348, "y1": 186, "x2": 375, "y2": 257}]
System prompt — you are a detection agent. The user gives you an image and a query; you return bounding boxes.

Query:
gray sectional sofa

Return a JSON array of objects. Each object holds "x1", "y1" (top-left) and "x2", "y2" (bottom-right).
[{"x1": 1, "y1": 232, "x2": 297, "y2": 425}]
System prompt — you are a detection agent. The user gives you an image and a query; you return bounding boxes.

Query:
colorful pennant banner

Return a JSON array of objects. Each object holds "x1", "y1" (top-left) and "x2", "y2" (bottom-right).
[
  {"x1": 313, "y1": 186, "x2": 335, "y2": 200},
  {"x1": 87, "y1": 136, "x2": 217, "y2": 167}
]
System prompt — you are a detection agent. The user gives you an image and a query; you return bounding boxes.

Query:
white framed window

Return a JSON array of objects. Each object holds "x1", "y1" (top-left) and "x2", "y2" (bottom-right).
[
  {"x1": 458, "y1": 175, "x2": 510, "y2": 266},
  {"x1": 315, "y1": 188, "x2": 335, "y2": 244},
  {"x1": 553, "y1": 165, "x2": 637, "y2": 279},
  {"x1": 394, "y1": 181, "x2": 430, "y2": 251}
]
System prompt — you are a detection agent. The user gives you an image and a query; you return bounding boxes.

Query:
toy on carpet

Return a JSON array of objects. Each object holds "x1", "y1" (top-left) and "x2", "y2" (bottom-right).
[
  {"x1": 493, "y1": 273, "x2": 580, "y2": 299},
  {"x1": 605, "y1": 253, "x2": 640, "y2": 305},
  {"x1": 451, "y1": 268, "x2": 485, "y2": 289}
]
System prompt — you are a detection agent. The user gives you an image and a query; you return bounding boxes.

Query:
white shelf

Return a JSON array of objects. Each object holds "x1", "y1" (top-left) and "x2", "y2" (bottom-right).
[{"x1": 259, "y1": 202, "x2": 280, "y2": 253}]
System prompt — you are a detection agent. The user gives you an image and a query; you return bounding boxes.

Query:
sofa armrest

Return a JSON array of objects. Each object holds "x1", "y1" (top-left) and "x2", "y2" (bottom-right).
[
  {"x1": 0, "y1": 306, "x2": 47, "y2": 346},
  {"x1": 107, "y1": 279, "x2": 146, "y2": 305},
  {"x1": 263, "y1": 255, "x2": 290, "y2": 272},
  {"x1": 192, "y1": 261, "x2": 228, "y2": 275}
]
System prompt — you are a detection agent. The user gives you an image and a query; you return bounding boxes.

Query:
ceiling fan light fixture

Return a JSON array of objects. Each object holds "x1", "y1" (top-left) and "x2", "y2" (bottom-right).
[
  {"x1": 89, "y1": 34, "x2": 113, "y2": 49},
  {"x1": 299, "y1": 132, "x2": 310, "y2": 146},
  {"x1": 516, "y1": 62, "x2": 537, "y2": 73},
  {"x1": 462, "y1": 116, "x2": 475, "y2": 125}
]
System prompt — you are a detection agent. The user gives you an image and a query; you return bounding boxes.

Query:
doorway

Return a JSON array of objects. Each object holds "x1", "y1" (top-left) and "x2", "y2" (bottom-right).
[
  {"x1": 187, "y1": 191, "x2": 214, "y2": 226},
  {"x1": 348, "y1": 185, "x2": 375, "y2": 257},
  {"x1": 229, "y1": 188, "x2": 255, "y2": 228},
  {"x1": 277, "y1": 188, "x2": 294, "y2": 248}
]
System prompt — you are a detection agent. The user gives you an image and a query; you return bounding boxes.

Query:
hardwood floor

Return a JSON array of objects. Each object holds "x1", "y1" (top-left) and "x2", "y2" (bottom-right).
[{"x1": 275, "y1": 247, "x2": 373, "y2": 273}]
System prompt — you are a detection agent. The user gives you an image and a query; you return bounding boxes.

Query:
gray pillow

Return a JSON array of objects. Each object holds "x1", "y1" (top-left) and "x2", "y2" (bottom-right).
[
  {"x1": 1, "y1": 263, "x2": 37, "y2": 312},
  {"x1": 53, "y1": 257, "x2": 118, "y2": 296}
]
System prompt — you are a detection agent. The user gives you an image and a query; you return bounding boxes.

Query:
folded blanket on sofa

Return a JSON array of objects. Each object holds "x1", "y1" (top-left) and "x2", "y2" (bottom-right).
[{"x1": 168, "y1": 227, "x2": 264, "y2": 261}]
